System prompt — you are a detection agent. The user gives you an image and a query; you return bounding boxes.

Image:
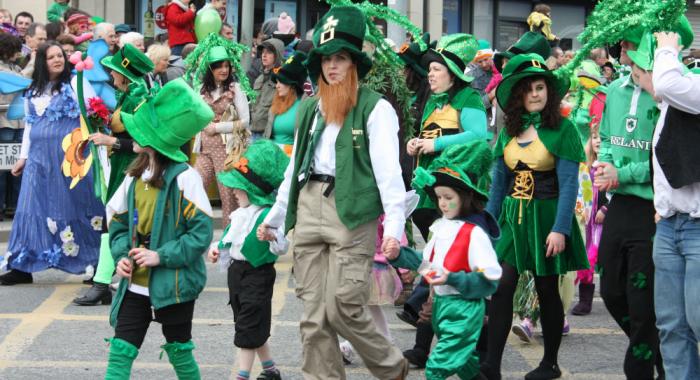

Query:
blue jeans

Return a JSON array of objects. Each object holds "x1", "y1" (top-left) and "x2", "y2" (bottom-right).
[
  {"x1": 653, "y1": 214, "x2": 700, "y2": 379},
  {"x1": 0, "y1": 128, "x2": 22, "y2": 210}
]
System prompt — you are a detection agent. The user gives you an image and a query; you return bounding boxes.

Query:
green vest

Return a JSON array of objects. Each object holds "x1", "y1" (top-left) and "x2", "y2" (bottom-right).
[
  {"x1": 285, "y1": 87, "x2": 384, "y2": 232},
  {"x1": 219, "y1": 208, "x2": 278, "y2": 268}
]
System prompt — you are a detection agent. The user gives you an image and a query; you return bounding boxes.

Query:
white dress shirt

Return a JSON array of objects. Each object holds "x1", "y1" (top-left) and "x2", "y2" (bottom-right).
[
  {"x1": 264, "y1": 98, "x2": 407, "y2": 240},
  {"x1": 651, "y1": 46, "x2": 700, "y2": 218}
]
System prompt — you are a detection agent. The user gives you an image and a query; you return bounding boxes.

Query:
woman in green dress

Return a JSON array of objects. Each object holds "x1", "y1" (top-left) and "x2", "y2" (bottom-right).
[
  {"x1": 406, "y1": 33, "x2": 489, "y2": 240},
  {"x1": 482, "y1": 53, "x2": 588, "y2": 380},
  {"x1": 73, "y1": 43, "x2": 155, "y2": 306}
]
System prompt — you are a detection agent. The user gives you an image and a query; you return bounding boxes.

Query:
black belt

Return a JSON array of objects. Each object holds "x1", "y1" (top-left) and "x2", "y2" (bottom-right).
[
  {"x1": 310, "y1": 174, "x2": 335, "y2": 197},
  {"x1": 506, "y1": 163, "x2": 559, "y2": 200}
]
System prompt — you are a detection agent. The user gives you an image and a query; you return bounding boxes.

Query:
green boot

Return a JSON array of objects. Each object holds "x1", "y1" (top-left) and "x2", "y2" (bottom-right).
[
  {"x1": 161, "y1": 340, "x2": 201, "y2": 380},
  {"x1": 105, "y1": 337, "x2": 138, "y2": 380}
]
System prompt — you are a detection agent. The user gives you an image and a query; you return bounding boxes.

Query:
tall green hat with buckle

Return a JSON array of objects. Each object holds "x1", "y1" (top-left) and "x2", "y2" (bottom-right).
[
  {"x1": 412, "y1": 140, "x2": 493, "y2": 201},
  {"x1": 496, "y1": 53, "x2": 570, "y2": 110},
  {"x1": 217, "y1": 139, "x2": 290, "y2": 207},
  {"x1": 122, "y1": 78, "x2": 214, "y2": 163},
  {"x1": 494, "y1": 31, "x2": 551, "y2": 72},
  {"x1": 398, "y1": 33, "x2": 434, "y2": 78},
  {"x1": 272, "y1": 51, "x2": 308, "y2": 88},
  {"x1": 305, "y1": 5, "x2": 373, "y2": 82},
  {"x1": 422, "y1": 33, "x2": 479, "y2": 83},
  {"x1": 101, "y1": 43, "x2": 154, "y2": 84}
]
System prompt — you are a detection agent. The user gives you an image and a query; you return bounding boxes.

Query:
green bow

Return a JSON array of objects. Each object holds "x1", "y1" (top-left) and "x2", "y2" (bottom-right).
[
  {"x1": 429, "y1": 92, "x2": 450, "y2": 108},
  {"x1": 521, "y1": 112, "x2": 542, "y2": 130}
]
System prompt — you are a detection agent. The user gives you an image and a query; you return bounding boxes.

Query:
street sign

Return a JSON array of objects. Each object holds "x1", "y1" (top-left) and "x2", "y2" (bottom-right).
[{"x1": 0, "y1": 143, "x2": 21, "y2": 171}]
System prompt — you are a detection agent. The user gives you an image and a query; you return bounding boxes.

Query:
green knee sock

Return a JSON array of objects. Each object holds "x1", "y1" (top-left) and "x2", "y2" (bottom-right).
[
  {"x1": 94, "y1": 233, "x2": 116, "y2": 285},
  {"x1": 161, "y1": 340, "x2": 201, "y2": 380},
  {"x1": 105, "y1": 337, "x2": 138, "y2": 380}
]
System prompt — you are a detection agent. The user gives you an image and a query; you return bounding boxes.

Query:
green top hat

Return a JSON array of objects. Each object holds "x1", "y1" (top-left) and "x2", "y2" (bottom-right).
[
  {"x1": 217, "y1": 139, "x2": 290, "y2": 207},
  {"x1": 494, "y1": 31, "x2": 551, "y2": 72},
  {"x1": 398, "y1": 33, "x2": 433, "y2": 78},
  {"x1": 207, "y1": 45, "x2": 235, "y2": 66},
  {"x1": 305, "y1": 5, "x2": 373, "y2": 82},
  {"x1": 272, "y1": 51, "x2": 308, "y2": 88},
  {"x1": 623, "y1": 15, "x2": 694, "y2": 49},
  {"x1": 122, "y1": 78, "x2": 215, "y2": 163},
  {"x1": 422, "y1": 33, "x2": 479, "y2": 83},
  {"x1": 412, "y1": 140, "x2": 493, "y2": 201},
  {"x1": 495, "y1": 53, "x2": 570, "y2": 110},
  {"x1": 101, "y1": 43, "x2": 154, "y2": 84}
]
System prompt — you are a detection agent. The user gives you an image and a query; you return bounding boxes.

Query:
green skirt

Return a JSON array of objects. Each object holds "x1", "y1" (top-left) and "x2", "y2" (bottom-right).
[{"x1": 496, "y1": 196, "x2": 588, "y2": 276}]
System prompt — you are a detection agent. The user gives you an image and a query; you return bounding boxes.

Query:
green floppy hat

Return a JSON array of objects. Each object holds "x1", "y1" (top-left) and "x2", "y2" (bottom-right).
[
  {"x1": 122, "y1": 78, "x2": 214, "y2": 163},
  {"x1": 494, "y1": 31, "x2": 551, "y2": 72},
  {"x1": 422, "y1": 33, "x2": 479, "y2": 83},
  {"x1": 627, "y1": 31, "x2": 656, "y2": 71},
  {"x1": 398, "y1": 32, "x2": 433, "y2": 78},
  {"x1": 496, "y1": 53, "x2": 570, "y2": 110},
  {"x1": 305, "y1": 5, "x2": 373, "y2": 82},
  {"x1": 412, "y1": 140, "x2": 493, "y2": 201},
  {"x1": 217, "y1": 139, "x2": 290, "y2": 207},
  {"x1": 101, "y1": 43, "x2": 154, "y2": 84},
  {"x1": 272, "y1": 51, "x2": 308, "y2": 88},
  {"x1": 207, "y1": 45, "x2": 234, "y2": 66}
]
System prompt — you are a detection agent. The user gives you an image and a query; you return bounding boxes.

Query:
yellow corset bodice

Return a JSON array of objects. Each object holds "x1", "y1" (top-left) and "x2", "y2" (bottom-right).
[
  {"x1": 503, "y1": 137, "x2": 555, "y2": 171},
  {"x1": 421, "y1": 104, "x2": 460, "y2": 139}
]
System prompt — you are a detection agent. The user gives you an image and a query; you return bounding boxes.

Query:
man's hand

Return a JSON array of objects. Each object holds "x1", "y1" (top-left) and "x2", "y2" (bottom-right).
[
  {"x1": 11, "y1": 158, "x2": 25, "y2": 176},
  {"x1": 382, "y1": 237, "x2": 400, "y2": 260},
  {"x1": 655, "y1": 32, "x2": 681, "y2": 52},
  {"x1": 116, "y1": 258, "x2": 132, "y2": 278},
  {"x1": 129, "y1": 247, "x2": 160, "y2": 267},
  {"x1": 593, "y1": 161, "x2": 619, "y2": 191},
  {"x1": 208, "y1": 246, "x2": 220, "y2": 263}
]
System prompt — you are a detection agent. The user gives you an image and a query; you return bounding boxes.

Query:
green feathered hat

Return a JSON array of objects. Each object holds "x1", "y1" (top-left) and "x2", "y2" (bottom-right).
[
  {"x1": 496, "y1": 53, "x2": 570, "y2": 110},
  {"x1": 122, "y1": 78, "x2": 214, "y2": 163},
  {"x1": 494, "y1": 31, "x2": 551, "y2": 72},
  {"x1": 412, "y1": 140, "x2": 493, "y2": 201},
  {"x1": 272, "y1": 51, "x2": 308, "y2": 88},
  {"x1": 398, "y1": 33, "x2": 433, "y2": 78},
  {"x1": 305, "y1": 5, "x2": 373, "y2": 82},
  {"x1": 217, "y1": 139, "x2": 290, "y2": 207},
  {"x1": 101, "y1": 43, "x2": 153, "y2": 84},
  {"x1": 422, "y1": 33, "x2": 479, "y2": 83},
  {"x1": 623, "y1": 14, "x2": 694, "y2": 49}
]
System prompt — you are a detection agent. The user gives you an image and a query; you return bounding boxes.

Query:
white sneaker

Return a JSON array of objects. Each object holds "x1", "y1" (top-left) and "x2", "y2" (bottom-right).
[{"x1": 339, "y1": 341, "x2": 355, "y2": 364}]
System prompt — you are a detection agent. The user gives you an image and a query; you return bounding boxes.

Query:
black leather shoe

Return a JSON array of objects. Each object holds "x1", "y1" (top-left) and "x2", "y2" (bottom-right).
[
  {"x1": 396, "y1": 310, "x2": 418, "y2": 327},
  {"x1": 525, "y1": 361, "x2": 562, "y2": 380},
  {"x1": 403, "y1": 348, "x2": 428, "y2": 368},
  {"x1": 73, "y1": 283, "x2": 112, "y2": 306},
  {"x1": 256, "y1": 369, "x2": 281, "y2": 380},
  {"x1": 0, "y1": 269, "x2": 33, "y2": 285}
]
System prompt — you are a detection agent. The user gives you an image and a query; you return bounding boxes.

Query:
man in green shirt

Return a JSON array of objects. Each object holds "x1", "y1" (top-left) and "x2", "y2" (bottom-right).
[{"x1": 594, "y1": 31, "x2": 664, "y2": 379}]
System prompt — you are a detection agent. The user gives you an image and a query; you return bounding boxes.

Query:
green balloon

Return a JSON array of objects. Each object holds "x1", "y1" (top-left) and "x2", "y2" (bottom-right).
[{"x1": 194, "y1": 8, "x2": 222, "y2": 41}]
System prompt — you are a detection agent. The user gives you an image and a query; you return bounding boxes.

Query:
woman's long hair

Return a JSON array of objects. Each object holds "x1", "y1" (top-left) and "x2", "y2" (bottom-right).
[
  {"x1": 503, "y1": 75, "x2": 562, "y2": 137},
  {"x1": 126, "y1": 149, "x2": 174, "y2": 189},
  {"x1": 202, "y1": 60, "x2": 235, "y2": 94},
  {"x1": 27, "y1": 42, "x2": 72, "y2": 97}
]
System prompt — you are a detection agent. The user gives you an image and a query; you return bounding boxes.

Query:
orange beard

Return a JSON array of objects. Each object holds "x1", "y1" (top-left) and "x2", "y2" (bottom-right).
[
  {"x1": 270, "y1": 90, "x2": 298, "y2": 115},
  {"x1": 317, "y1": 66, "x2": 358, "y2": 126}
]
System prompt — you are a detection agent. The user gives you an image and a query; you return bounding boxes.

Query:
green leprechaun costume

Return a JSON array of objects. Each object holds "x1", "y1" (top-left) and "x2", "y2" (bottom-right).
[
  {"x1": 73, "y1": 44, "x2": 156, "y2": 307},
  {"x1": 261, "y1": 5, "x2": 409, "y2": 379},
  {"x1": 104, "y1": 78, "x2": 214, "y2": 380}
]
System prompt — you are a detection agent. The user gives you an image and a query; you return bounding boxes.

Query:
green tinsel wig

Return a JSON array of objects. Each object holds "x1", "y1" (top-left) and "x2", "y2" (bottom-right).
[
  {"x1": 184, "y1": 33, "x2": 256, "y2": 101},
  {"x1": 554, "y1": 0, "x2": 686, "y2": 80}
]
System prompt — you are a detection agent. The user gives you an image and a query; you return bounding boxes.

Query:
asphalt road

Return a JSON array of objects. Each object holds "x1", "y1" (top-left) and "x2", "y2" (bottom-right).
[{"x1": 0, "y1": 225, "x2": 631, "y2": 379}]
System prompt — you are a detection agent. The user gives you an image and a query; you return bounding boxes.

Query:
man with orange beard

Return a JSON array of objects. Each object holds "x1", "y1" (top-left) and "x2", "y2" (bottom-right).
[{"x1": 256, "y1": 5, "x2": 409, "y2": 380}]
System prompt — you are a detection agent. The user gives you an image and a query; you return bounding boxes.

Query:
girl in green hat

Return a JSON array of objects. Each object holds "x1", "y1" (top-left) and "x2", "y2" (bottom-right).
[
  {"x1": 484, "y1": 53, "x2": 588, "y2": 380},
  {"x1": 208, "y1": 139, "x2": 289, "y2": 380},
  {"x1": 385, "y1": 140, "x2": 502, "y2": 380},
  {"x1": 408, "y1": 33, "x2": 489, "y2": 241}
]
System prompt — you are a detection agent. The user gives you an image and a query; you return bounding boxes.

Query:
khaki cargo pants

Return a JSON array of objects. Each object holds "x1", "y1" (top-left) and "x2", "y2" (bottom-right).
[{"x1": 292, "y1": 180, "x2": 405, "y2": 379}]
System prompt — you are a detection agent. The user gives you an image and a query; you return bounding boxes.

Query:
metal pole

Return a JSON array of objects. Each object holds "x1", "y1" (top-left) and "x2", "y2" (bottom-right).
[{"x1": 240, "y1": 0, "x2": 254, "y2": 70}]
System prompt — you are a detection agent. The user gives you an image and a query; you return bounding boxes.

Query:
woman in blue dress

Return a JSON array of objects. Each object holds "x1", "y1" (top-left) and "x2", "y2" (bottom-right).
[{"x1": 0, "y1": 42, "x2": 104, "y2": 285}]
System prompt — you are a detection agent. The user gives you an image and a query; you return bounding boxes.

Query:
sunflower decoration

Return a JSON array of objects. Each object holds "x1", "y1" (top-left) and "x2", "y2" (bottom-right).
[{"x1": 61, "y1": 116, "x2": 93, "y2": 189}]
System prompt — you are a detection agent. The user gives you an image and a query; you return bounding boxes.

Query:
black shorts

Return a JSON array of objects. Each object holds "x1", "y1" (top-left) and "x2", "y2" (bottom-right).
[{"x1": 228, "y1": 260, "x2": 276, "y2": 349}]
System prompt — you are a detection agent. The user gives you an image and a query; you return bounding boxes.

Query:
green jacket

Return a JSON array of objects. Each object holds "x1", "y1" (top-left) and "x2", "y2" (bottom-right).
[
  {"x1": 285, "y1": 86, "x2": 384, "y2": 233},
  {"x1": 108, "y1": 163, "x2": 213, "y2": 327},
  {"x1": 219, "y1": 208, "x2": 278, "y2": 268},
  {"x1": 47, "y1": 2, "x2": 69, "y2": 22},
  {"x1": 598, "y1": 75, "x2": 658, "y2": 201}
]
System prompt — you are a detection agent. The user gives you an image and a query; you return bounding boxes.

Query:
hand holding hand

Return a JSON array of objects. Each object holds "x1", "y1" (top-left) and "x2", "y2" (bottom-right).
[
  {"x1": 208, "y1": 246, "x2": 220, "y2": 263},
  {"x1": 424, "y1": 270, "x2": 449, "y2": 286},
  {"x1": 382, "y1": 237, "x2": 400, "y2": 260},
  {"x1": 406, "y1": 138, "x2": 420, "y2": 156},
  {"x1": 416, "y1": 139, "x2": 436, "y2": 155},
  {"x1": 129, "y1": 247, "x2": 160, "y2": 267},
  {"x1": 545, "y1": 232, "x2": 566, "y2": 257},
  {"x1": 593, "y1": 162, "x2": 619, "y2": 191},
  {"x1": 116, "y1": 258, "x2": 132, "y2": 278},
  {"x1": 256, "y1": 223, "x2": 276, "y2": 242}
]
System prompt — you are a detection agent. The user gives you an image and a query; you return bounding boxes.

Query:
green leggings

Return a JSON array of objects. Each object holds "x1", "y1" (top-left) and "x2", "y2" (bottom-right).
[{"x1": 95, "y1": 233, "x2": 115, "y2": 285}]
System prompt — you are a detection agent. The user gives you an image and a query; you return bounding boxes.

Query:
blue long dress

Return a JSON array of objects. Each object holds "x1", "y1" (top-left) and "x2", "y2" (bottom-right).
[{"x1": 5, "y1": 82, "x2": 104, "y2": 274}]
